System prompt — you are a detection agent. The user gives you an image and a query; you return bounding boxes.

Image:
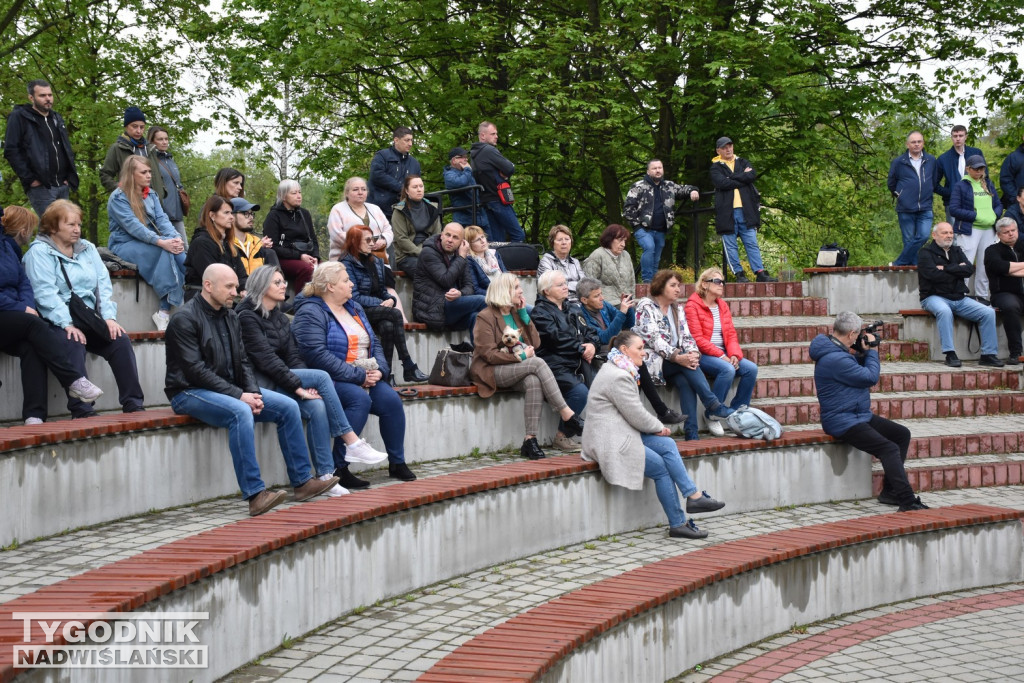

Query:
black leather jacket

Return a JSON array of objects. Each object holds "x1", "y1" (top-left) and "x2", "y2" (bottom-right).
[
  {"x1": 532, "y1": 295, "x2": 601, "y2": 390},
  {"x1": 164, "y1": 295, "x2": 258, "y2": 400}
]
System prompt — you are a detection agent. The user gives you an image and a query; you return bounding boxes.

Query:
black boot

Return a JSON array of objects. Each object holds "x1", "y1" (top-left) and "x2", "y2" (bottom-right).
[
  {"x1": 337, "y1": 468, "x2": 370, "y2": 490},
  {"x1": 403, "y1": 359, "x2": 428, "y2": 382},
  {"x1": 520, "y1": 437, "x2": 546, "y2": 460}
]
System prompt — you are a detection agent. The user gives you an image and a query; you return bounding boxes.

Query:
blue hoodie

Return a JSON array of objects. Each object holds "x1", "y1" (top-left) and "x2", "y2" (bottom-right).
[{"x1": 808, "y1": 333, "x2": 878, "y2": 436}]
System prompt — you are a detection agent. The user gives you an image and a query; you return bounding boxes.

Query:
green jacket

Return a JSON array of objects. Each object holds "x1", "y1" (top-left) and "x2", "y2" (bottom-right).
[{"x1": 98, "y1": 135, "x2": 166, "y2": 199}]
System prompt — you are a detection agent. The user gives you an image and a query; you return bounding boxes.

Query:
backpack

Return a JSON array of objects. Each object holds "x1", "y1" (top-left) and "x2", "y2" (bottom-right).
[{"x1": 724, "y1": 405, "x2": 783, "y2": 441}]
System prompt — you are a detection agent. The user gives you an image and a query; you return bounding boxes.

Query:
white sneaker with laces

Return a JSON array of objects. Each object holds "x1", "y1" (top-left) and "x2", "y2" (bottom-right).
[
  {"x1": 152, "y1": 310, "x2": 170, "y2": 332},
  {"x1": 68, "y1": 377, "x2": 103, "y2": 402},
  {"x1": 707, "y1": 420, "x2": 726, "y2": 437},
  {"x1": 319, "y1": 473, "x2": 350, "y2": 497},
  {"x1": 344, "y1": 438, "x2": 389, "y2": 464}
]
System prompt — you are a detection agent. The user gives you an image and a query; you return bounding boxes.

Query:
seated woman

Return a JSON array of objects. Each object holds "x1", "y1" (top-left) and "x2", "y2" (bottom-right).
[
  {"x1": 464, "y1": 225, "x2": 506, "y2": 296},
  {"x1": 263, "y1": 179, "x2": 320, "y2": 294},
  {"x1": 582, "y1": 330, "x2": 725, "y2": 540},
  {"x1": 24, "y1": 199, "x2": 145, "y2": 415},
  {"x1": 634, "y1": 269, "x2": 733, "y2": 440},
  {"x1": 537, "y1": 224, "x2": 585, "y2": 304},
  {"x1": 577, "y1": 277, "x2": 683, "y2": 424},
  {"x1": 582, "y1": 223, "x2": 636, "y2": 302},
  {"x1": 685, "y1": 267, "x2": 759, "y2": 436},
  {"x1": 340, "y1": 226, "x2": 426, "y2": 383},
  {"x1": 327, "y1": 176, "x2": 394, "y2": 262},
  {"x1": 392, "y1": 175, "x2": 441, "y2": 275},
  {"x1": 532, "y1": 270, "x2": 599, "y2": 451},
  {"x1": 292, "y1": 262, "x2": 418, "y2": 490},
  {"x1": 471, "y1": 273, "x2": 585, "y2": 460},
  {"x1": 0, "y1": 206, "x2": 103, "y2": 423},
  {"x1": 237, "y1": 265, "x2": 388, "y2": 497},
  {"x1": 185, "y1": 195, "x2": 249, "y2": 299},
  {"x1": 107, "y1": 156, "x2": 186, "y2": 331},
  {"x1": 214, "y1": 167, "x2": 246, "y2": 199}
]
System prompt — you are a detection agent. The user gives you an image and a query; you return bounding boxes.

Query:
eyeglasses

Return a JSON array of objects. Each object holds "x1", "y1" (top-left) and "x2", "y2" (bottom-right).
[
  {"x1": 233, "y1": 211, "x2": 255, "y2": 218},
  {"x1": 703, "y1": 278, "x2": 725, "y2": 285},
  {"x1": 472, "y1": 237, "x2": 487, "y2": 244},
  {"x1": 362, "y1": 236, "x2": 376, "y2": 244}
]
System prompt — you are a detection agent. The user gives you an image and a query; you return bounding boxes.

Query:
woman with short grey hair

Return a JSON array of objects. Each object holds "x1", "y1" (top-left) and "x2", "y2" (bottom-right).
[{"x1": 263, "y1": 179, "x2": 319, "y2": 292}]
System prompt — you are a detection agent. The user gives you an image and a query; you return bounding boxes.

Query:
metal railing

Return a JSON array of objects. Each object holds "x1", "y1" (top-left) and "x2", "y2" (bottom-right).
[{"x1": 425, "y1": 185, "x2": 485, "y2": 226}]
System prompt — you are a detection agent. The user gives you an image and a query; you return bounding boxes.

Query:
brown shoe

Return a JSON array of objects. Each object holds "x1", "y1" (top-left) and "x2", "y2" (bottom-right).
[
  {"x1": 292, "y1": 476, "x2": 340, "y2": 502},
  {"x1": 248, "y1": 489, "x2": 288, "y2": 516}
]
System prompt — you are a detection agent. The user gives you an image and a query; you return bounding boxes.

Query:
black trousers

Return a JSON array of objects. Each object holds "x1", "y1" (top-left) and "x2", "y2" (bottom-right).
[
  {"x1": 0, "y1": 310, "x2": 85, "y2": 420},
  {"x1": 838, "y1": 414, "x2": 915, "y2": 504},
  {"x1": 66, "y1": 329, "x2": 145, "y2": 414},
  {"x1": 992, "y1": 291, "x2": 1024, "y2": 357},
  {"x1": 638, "y1": 363, "x2": 671, "y2": 418},
  {"x1": 364, "y1": 304, "x2": 412, "y2": 374}
]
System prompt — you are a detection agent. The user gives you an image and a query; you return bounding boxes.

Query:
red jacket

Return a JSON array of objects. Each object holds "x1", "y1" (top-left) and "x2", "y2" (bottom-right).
[{"x1": 684, "y1": 292, "x2": 743, "y2": 359}]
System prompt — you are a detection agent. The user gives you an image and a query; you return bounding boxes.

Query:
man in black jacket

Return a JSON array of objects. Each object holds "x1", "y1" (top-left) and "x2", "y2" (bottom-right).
[
  {"x1": 918, "y1": 222, "x2": 1003, "y2": 368},
  {"x1": 3, "y1": 80, "x2": 79, "y2": 217},
  {"x1": 165, "y1": 264, "x2": 338, "y2": 516},
  {"x1": 984, "y1": 218, "x2": 1024, "y2": 365},
  {"x1": 470, "y1": 121, "x2": 526, "y2": 242},
  {"x1": 412, "y1": 222, "x2": 486, "y2": 337},
  {"x1": 368, "y1": 126, "x2": 421, "y2": 220},
  {"x1": 710, "y1": 137, "x2": 776, "y2": 283}
]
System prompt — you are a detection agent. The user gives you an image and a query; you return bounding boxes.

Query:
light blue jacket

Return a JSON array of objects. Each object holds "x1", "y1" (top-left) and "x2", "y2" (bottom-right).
[
  {"x1": 23, "y1": 234, "x2": 117, "y2": 328},
  {"x1": 107, "y1": 188, "x2": 178, "y2": 247},
  {"x1": 107, "y1": 187, "x2": 186, "y2": 306}
]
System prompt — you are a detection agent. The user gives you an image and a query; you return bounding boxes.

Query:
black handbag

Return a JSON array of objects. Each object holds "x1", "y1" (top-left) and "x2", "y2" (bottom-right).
[
  {"x1": 495, "y1": 243, "x2": 540, "y2": 270},
  {"x1": 815, "y1": 242, "x2": 849, "y2": 267},
  {"x1": 58, "y1": 259, "x2": 109, "y2": 340},
  {"x1": 427, "y1": 348, "x2": 473, "y2": 387}
]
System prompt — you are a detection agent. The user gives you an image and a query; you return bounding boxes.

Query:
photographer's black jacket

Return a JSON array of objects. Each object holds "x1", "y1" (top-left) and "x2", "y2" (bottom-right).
[{"x1": 917, "y1": 241, "x2": 973, "y2": 302}]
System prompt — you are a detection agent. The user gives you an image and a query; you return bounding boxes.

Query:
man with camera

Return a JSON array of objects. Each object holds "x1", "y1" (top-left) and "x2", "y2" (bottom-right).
[
  {"x1": 810, "y1": 311, "x2": 929, "y2": 511},
  {"x1": 918, "y1": 221, "x2": 1004, "y2": 368}
]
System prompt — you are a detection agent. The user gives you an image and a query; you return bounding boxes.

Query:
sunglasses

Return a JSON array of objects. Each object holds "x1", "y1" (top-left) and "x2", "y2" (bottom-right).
[{"x1": 703, "y1": 278, "x2": 725, "y2": 285}]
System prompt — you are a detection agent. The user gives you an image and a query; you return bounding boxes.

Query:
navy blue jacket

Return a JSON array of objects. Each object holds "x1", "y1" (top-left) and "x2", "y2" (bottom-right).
[
  {"x1": 935, "y1": 145, "x2": 984, "y2": 204},
  {"x1": 579, "y1": 301, "x2": 630, "y2": 349},
  {"x1": 1000, "y1": 143, "x2": 1024, "y2": 209},
  {"x1": 887, "y1": 152, "x2": 938, "y2": 214},
  {"x1": 948, "y1": 176, "x2": 1002, "y2": 236},
  {"x1": 368, "y1": 145, "x2": 421, "y2": 216},
  {"x1": 443, "y1": 165, "x2": 487, "y2": 227},
  {"x1": 1004, "y1": 203, "x2": 1024, "y2": 232},
  {"x1": 341, "y1": 252, "x2": 396, "y2": 309},
  {"x1": 466, "y1": 252, "x2": 506, "y2": 296},
  {"x1": 809, "y1": 333, "x2": 878, "y2": 436},
  {"x1": 291, "y1": 294, "x2": 390, "y2": 382},
  {"x1": 0, "y1": 234, "x2": 34, "y2": 312}
]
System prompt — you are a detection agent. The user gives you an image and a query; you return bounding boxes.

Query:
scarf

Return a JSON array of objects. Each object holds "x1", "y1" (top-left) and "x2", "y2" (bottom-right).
[
  {"x1": 608, "y1": 347, "x2": 640, "y2": 385},
  {"x1": 141, "y1": 186, "x2": 150, "y2": 199},
  {"x1": 472, "y1": 249, "x2": 501, "y2": 277}
]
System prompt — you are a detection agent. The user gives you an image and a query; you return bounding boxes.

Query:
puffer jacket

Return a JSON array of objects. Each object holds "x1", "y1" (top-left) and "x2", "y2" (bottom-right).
[
  {"x1": 341, "y1": 252, "x2": 395, "y2": 309},
  {"x1": 537, "y1": 251, "x2": 585, "y2": 303},
  {"x1": 412, "y1": 234, "x2": 473, "y2": 330},
  {"x1": 809, "y1": 333, "x2": 878, "y2": 436},
  {"x1": 235, "y1": 298, "x2": 306, "y2": 393},
  {"x1": 263, "y1": 203, "x2": 320, "y2": 261},
  {"x1": 291, "y1": 294, "x2": 390, "y2": 382},
  {"x1": 582, "y1": 246, "x2": 636, "y2": 302},
  {"x1": 683, "y1": 292, "x2": 743, "y2": 359},
  {"x1": 164, "y1": 294, "x2": 257, "y2": 401},
  {"x1": 0, "y1": 234, "x2": 34, "y2": 312},
  {"x1": 531, "y1": 295, "x2": 600, "y2": 390},
  {"x1": 999, "y1": 143, "x2": 1024, "y2": 209},
  {"x1": 948, "y1": 175, "x2": 1002, "y2": 236}
]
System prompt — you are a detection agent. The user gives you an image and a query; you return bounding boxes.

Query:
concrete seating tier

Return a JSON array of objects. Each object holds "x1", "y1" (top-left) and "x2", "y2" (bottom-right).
[
  {"x1": 754, "y1": 365, "x2": 1021, "y2": 399},
  {"x1": 393, "y1": 269, "x2": 537, "y2": 316},
  {"x1": 744, "y1": 339, "x2": 930, "y2": 366},
  {"x1": 900, "y1": 308, "x2": 1018, "y2": 361},
  {"x1": 759, "y1": 389, "x2": 1024, "y2": 425},
  {"x1": 420, "y1": 504, "x2": 1024, "y2": 683},
  {"x1": 732, "y1": 317, "x2": 902, "y2": 344},
  {"x1": 0, "y1": 436, "x2": 881, "y2": 683},
  {"x1": 803, "y1": 265, "x2": 921, "y2": 315}
]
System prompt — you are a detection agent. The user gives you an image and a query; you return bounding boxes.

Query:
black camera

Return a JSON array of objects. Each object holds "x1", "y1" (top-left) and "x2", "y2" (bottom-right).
[{"x1": 854, "y1": 320, "x2": 883, "y2": 352}]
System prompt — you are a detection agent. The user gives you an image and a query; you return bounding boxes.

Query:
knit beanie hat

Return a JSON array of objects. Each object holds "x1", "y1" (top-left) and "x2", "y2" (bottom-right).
[{"x1": 123, "y1": 107, "x2": 146, "y2": 127}]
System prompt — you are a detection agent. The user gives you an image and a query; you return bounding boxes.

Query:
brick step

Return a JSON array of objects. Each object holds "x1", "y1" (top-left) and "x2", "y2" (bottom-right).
[
  {"x1": 744, "y1": 339, "x2": 929, "y2": 366},
  {"x1": 732, "y1": 317, "x2": 902, "y2": 344},
  {"x1": 874, "y1": 454, "x2": 1024, "y2": 495},
  {"x1": 758, "y1": 390, "x2": 1024, "y2": 426},
  {"x1": 754, "y1": 365, "x2": 1020, "y2": 398},
  {"x1": 636, "y1": 280, "x2": 806, "y2": 299},
  {"x1": 724, "y1": 296, "x2": 828, "y2": 317}
]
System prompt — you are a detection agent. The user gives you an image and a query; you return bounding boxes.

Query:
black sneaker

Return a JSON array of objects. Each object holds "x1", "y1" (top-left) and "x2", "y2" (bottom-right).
[
  {"x1": 520, "y1": 437, "x2": 546, "y2": 460},
  {"x1": 657, "y1": 409, "x2": 686, "y2": 425},
  {"x1": 979, "y1": 354, "x2": 1005, "y2": 367},
  {"x1": 1006, "y1": 355, "x2": 1022, "y2": 366},
  {"x1": 337, "y1": 468, "x2": 371, "y2": 490},
  {"x1": 686, "y1": 491, "x2": 726, "y2": 514},
  {"x1": 562, "y1": 413, "x2": 585, "y2": 438},
  {"x1": 388, "y1": 462, "x2": 418, "y2": 481},
  {"x1": 733, "y1": 272, "x2": 751, "y2": 283},
  {"x1": 877, "y1": 491, "x2": 900, "y2": 506},
  {"x1": 755, "y1": 269, "x2": 779, "y2": 283},
  {"x1": 898, "y1": 496, "x2": 930, "y2": 512},
  {"x1": 945, "y1": 351, "x2": 962, "y2": 368},
  {"x1": 669, "y1": 519, "x2": 708, "y2": 539}
]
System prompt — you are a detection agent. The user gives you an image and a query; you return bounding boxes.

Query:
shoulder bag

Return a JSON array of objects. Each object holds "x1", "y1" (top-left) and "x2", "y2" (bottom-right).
[
  {"x1": 57, "y1": 258, "x2": 109, "y2": 340},
  {"x1": 428, "y1": 348, "x2": 473, "y2": 387}
]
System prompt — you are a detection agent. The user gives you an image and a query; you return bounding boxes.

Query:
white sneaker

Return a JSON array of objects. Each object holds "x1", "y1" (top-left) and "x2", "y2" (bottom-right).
[
  {"x1": 24, "y1": 417, "x2": 44, "y2": 426},
  {"x1": 68, "y1": 377, "x2": 104, "y2": 402},
  {"x1": 152, "y1": 310, "x2": 170, "y2": 332},
  {"x1": 344, "y1": 438, "x2": 389, "y2": 464},
  {"x1": 319, "y1": 473, "x2": 350, "y2": 497},
  {"x1": 707, "y1": 420, "x2": 726, "y2": 437}
]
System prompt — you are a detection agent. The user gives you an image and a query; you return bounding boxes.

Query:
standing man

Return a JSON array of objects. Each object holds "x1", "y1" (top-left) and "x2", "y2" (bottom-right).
[
  {"x1": 470, "y1": 121, "x2": 526, "y2": 243},
  {"x1": 710, "y1": 137, "x2": 777, "y2": 283},
  {"x1": 935, "y1": 125, "x2": 984, "y2": 222},
  {"x1": 983, "y1": 217, "x2": 1024, "y2": 366},
  {"x1": 4, "y1": 80, "x2": 79, "y2": 217},
  {"x1": 887, "y1": 131, "x2": 937, "y2": 266},
  {"x1": 367, "y1": 126, "x2": 420, "y2": 220},
  {"x1": 413, "y1": 222, "x2": 486, "y2": 337},
  {"x1": 443, "y1": 146, "x2": 487, "y2": 230},
  {"x1": 165, "y1": 264, "x2": 339, "y2": 517},
  {"x1": 622, "y1": 159, "x2": 699, "y2": 282},
  {"x1": 99, "y1": 106, "x2": 166, "y2": 200},
  {"x1": 1000, "y1": 132, "x2": 1024, "y2": 210}
]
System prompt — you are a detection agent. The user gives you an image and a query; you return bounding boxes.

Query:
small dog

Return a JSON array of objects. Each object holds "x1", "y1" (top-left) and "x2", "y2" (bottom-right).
[{"x1": 499, "y1": 325, "x2": 527, "y2": 357}]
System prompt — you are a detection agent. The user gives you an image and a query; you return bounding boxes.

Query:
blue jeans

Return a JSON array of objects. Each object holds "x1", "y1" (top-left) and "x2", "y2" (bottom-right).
[
  {"x1": 663, "y1": 360, "x2": 722, "y2": 440},
  {"x1": 921, "y1": 295, "x2": 998, "y2": 355},
  {"x1": 331, "y1": 380, "x2": 406, "y2": 469},
  {"x1": 722, "y1": 209, "x2": 764, "y2": 274},
  {"x1": 483, "y1": 201, "x2": 526, "y2": 242},
  {"x1": 445, "y1": 294, "x2": 487, "y2": 339},
  {"x1": 641, "y1": 433, "x2": 698, "y2": 528},
  {"x1": 559, "y1": 380, "x2": 589, "y2": 434},
  {"x1": 699, "y1": 354, "x2": 758, "y2": 408},
  {"x1": 171, "y1": 387, "x2": 312, "y2": 500},
  {"x1": 270, "y1": 368, "x2": 354, "y2": 478},
  {"x1": 634, "y1": 228, "x2": 667, "y2": 283},
  {"x1": 894, "y1": 211, "x2": 933, "y2": 266}
]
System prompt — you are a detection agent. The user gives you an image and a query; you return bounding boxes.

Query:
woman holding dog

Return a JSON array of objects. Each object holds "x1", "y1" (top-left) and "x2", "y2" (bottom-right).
[{"x1": 471, "y1": 273, "x2": 585, "y2": 461}]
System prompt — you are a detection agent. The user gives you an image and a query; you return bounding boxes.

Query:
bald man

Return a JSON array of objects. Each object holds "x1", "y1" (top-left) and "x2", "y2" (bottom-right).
[{"x1": 165, "y1": 264, "x2": 339, "y2": 516}]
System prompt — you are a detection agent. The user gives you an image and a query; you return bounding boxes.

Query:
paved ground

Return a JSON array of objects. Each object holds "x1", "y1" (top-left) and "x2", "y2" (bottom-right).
[{"x1": 217, "y1": 486, "x2": 1024, "y2": 683}]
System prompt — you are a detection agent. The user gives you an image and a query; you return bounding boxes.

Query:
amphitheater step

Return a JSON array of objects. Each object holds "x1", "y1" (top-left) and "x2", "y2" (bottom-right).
[
  {"x1": 754, "y1": 362, "x2": 1019, "y2": 398},
  {"x1": 731, "y1": 316, "x2": 903, "y2": 344},
  {"x1": 758, "y1": 389, "x2": 1024, "y2": 425},
  {"x1": 744, "y1": 339, "x2": 930, "y2": 366},
  {"x1": 637, "y1": 280, "x2": 808, "y2": 300}
]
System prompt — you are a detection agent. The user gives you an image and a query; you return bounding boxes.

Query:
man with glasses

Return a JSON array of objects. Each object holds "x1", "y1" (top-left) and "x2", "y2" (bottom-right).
[{"x1": 230, "y1": 197, "x2": 279, "y2": 275}]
